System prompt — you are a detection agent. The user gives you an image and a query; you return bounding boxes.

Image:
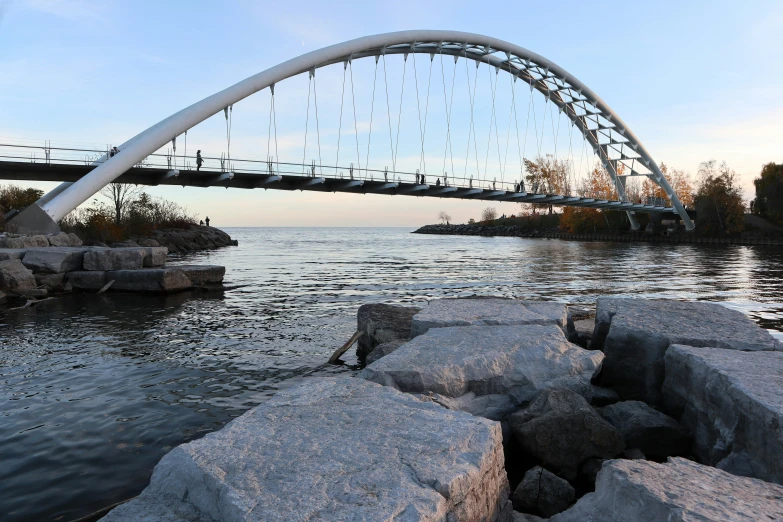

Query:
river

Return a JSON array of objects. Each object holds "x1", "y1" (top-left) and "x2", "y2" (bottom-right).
[{"x1": 1, "y1": 227, "x2": 782, "y2": 521}]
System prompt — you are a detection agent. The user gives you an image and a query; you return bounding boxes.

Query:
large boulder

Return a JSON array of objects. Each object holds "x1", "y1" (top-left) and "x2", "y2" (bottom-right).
[
  {"x1": 107, "y1": 268, "x2": 192, "y2": 293},
  {"x1": 509, "y1": 388, "x2": 624, "y2": 478},
  {"x1": 67, "y1": 271, "x2": 107, "y2": 290},
  {"x1": 550, "y1": 457, "x2": 783, "y2": 521},
  {"x1": 359, "y1": 325, "x2": 603, "y2": 420},
  {"x1": 83, "y1": 248, "x2": 145, "y2": 271},
  {"x1": 600, "y1": 401, "x2": 689, "y2": 461},
  {"x1": 356, "y1": 303, "x2": 420, "y2": 361},
  {"x1": 173, "y1": 264, "x2": 225, "y2": 285},
  {"x1": 0, "y1": 248, "x2": 27, "y2": 261},
  {"x1": 0, "y1": 259, "x2": 37, "y2": 293},
  {"x1": 411, "y1": 298, "x2": 574, "y2": 340},
  {"x1": 22, "y1": 247, "x2": 86, "y2": 273},
  {"x1": 593, "y1": 298, "x2": 781, "y2": 405},
  {"x1": 663, "y1": 345, "x2": 783, "y2": 484},
  {"x1": 512, "y1": 466, "x2": 575, "y2": 517},
  {"x1": 102, "y1": 378, "x2": 512, "y2": 522}
]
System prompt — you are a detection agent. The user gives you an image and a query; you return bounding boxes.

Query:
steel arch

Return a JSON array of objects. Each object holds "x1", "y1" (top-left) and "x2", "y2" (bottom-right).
[{"x1": 31, "y1": 30, "x2": 694, "y2": 230}]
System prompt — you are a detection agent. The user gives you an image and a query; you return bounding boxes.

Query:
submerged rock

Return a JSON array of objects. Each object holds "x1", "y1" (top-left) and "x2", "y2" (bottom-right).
[
  {"x1": 411, "y1": 298, "x2": 574, "y2": 340},
  {"x1": 600, "y1": 400, "x2": 689, "y2": 461},
  {"x1": 512, "y1": 466, "x2": 575, "y2": 517},
  {"x1": 102, "y1": 377, "x2": 512, "y2": 522},
  {"x1": 593, "y1": 298, "x2": 781, "y2": 404},
  {"x1": 359, "y1": 324, "x2": 603, "y2": 420},
  {"x1": 509, "y1": 388, "x2": 624, "y2": 478},
  {"x1": 663, "y1": 345, "x2": 783, "y2": 484},
  {"x1": 356, "y1": 303, "x2": 419, "y2": 361},
  {"x1": 550, "y1": 458, "x2": 783, "y2": 521}
]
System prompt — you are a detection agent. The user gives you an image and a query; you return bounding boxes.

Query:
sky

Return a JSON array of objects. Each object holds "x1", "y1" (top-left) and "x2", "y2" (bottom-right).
[{"x1": 1, "y1": 0, "x2": 781, "y2": 226}]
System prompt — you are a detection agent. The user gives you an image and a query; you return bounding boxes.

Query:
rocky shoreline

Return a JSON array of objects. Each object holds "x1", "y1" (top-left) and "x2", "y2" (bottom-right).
[
  {"x1": 100, "y1": 297, "x2": 783, "y2": 521},
  {"x1": 414, "y1": 223, "x2": 783, "y2": 246},
  {"x1": 0, "y1": 226, "x2": 236, "y2": 308}
]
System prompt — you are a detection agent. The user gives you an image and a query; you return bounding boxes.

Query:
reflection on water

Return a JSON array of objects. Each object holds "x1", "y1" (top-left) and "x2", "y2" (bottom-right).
[{"x1": 1, "y1": 227, "x2": 782, "y2": 521}]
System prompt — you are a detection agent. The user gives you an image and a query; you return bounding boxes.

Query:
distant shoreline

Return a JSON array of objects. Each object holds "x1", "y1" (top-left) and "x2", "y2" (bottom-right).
[{"x1": 413, "y1": 223, "x2": 783, "y2": 247}]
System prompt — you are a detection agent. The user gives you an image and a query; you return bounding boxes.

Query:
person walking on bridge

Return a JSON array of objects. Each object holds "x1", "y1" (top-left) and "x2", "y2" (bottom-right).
[
  {"x1": 205, "y1": 216, "x2": 210, "y2": 227},
  {"x1": 196, "y1": 150, "x2": 204, "y2": 171}
]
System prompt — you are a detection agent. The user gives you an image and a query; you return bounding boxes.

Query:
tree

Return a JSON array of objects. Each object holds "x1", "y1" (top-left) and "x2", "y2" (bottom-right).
[
  {"x1": 641, "y1": 163, "x2": 694, "y2": 208},
  {"x1": 437, "y1": 211, "x2": 452, "y2": 225},
  {"x1": 694, "y1": 160, "x2": 745, "y2": 236},
  {"x1": 481, "y1": 207, "x2": 497, "y2": 223},
  {"x1": 0, "y1": 184, "x2": 44, "y2": 214},
  {"x1": 100, "y1": 183, "x2": 141, "y2": 225},
  {"x1": 523, "y1": 155, "x2": 572, "y2": 214},
  {"x1": 752, "y1": 162, "x2": 783, "y2": 224}
]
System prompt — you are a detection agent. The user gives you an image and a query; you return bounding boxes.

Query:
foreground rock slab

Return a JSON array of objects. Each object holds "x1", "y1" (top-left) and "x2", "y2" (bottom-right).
[
  {"x1": 593, "y1": 298, "x2": 781, "y2": 404},
  {"x1": 411, "y1": 298, "x2": 573, "y2": 339},
  {"x1": 550, "y1": 457, "x2": 783, "y2": 521},
  {"x1": 509, "y1": 388, "x2": 624, "y2": 479},
  {"x1": 108, "y1": 268, "x2": 192, "y2": 293},
  {"x1": 356, "y1": 303, "x2": 420, "y2": 361},
  {"x1": 359, "y1": 325, "x2": 603, "y2": 420},
  {"x1": 22, "y1": 247, "x2": 86, "y2": 273},
  {"x1": 663, "y1": 345, "x2": 783, "y2": 484},
  {"x1": 102, "y1": 377, "x2": 511, "y2": 522}
]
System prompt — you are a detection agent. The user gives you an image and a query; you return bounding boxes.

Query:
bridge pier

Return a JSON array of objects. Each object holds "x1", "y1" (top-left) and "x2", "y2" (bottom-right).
[{"x1": 5, "y1": 204, "x2": 61, "y2": 235}]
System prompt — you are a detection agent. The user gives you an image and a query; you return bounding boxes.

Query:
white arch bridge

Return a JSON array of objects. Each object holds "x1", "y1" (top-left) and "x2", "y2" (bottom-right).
[{"x1": 5, "y1": 30, "x2": 694, "y2": 234}]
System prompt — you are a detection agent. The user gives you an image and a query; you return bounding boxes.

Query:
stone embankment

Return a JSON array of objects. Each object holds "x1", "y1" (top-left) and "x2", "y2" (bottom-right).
[
  {"x1": 102, "y1": 297, "x2": 783, "y2": 521},
  {"x1": 414, "y1": 223, "x2": 783, "y2": 246},
  {"x1": 0, "y1": 228, "x2": 234, "y2": 306}
]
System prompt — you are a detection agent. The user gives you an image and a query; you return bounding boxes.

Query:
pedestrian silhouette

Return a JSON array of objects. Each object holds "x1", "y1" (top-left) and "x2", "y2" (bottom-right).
[
  {"x1": 205, "y1": 216, "x2": 210, "y2": 227},
  {"x1": 196, "y1": 150, "x2": 204, "y2": 171},
  {"x1": 200, "y1": 219, "x2": 204, "y2": 226},
  {"x1": 436, "y1": 178, "x2": 441, "y2": 187}
]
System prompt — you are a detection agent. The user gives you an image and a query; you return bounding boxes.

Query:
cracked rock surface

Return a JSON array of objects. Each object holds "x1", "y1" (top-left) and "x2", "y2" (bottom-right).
[
  {"x1": 102, "y1": 377, "x2": 511, "y2": 522},
  {"x1": 550, "y1": 457, "x2": 783, "y2": 521},
  {"x1": 358, "y1": 325, "x2": 603, "y2": 420}
]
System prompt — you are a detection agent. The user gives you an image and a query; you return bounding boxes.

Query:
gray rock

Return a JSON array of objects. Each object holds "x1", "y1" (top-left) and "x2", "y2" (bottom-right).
[
  {"x1": 512, "y1": 466, "x2": 575, "y2": 517},
  {"x1": 550, "y1": 457, "x2": 783, "y2": 522},
  {"x1": 141, "y1": 246, "x2": 168, "y2": 267},
  {"x1": 509, "y1": 388, "x2": 625, "y2": 478},
  {"x1": 101, "y1": 377, "x2": 512, "y2": 522},
  {"x1": 600, "y1": 400, "x2": 689, "y2": 461},
  {"x1": 573, "y1": 318, "x2": 594, "y2": 348},
  {"x1": 3, "y1": 237, "x2": 25, "y2": 249},
  {"x1": 356, "y1": 303, "x2": 420, "y2": 361},
  {"x1": 47, "y1": 232, "x2": 72, "y2": 247},
  {"x1": 31, "y1": 234, "x2": 49, "y2": 247},
  {"x1": 67, "y1": 271, "x2": 107, "y2": 290},
  {"x1": 67, "y1": 233, "x2": 83, "y2": 246},
  {"x1": 0, "y1": 248, "x2": 27, "y2": 261},
  {"x1": 22, "y1": 247, "x2": 86, "y2": 273},
  {"x1": 593, "y1": 298, "x2": 781, "y2": 405},
  {"x1": 0, "y1": 259, "x2": 37, "y2": 292},
  {"x1": 137, "y1": 238, "x2": 160, "y2": 247},
  {"x1": 21, "y1": 236, "x2": 38, "y2": 248},
  {"x1": 83, "y1": 248, "x2": 145, "y2": 271},
  {"x1": 35, "y1": 273, "x2": 65, "y2": 291},
  {"x1": 107, "y1": 268, "x2": 192, "y2": 293},
  {"x1": 411, "y1": 298, "x2": 572, "y2": 339},
  {"x1": 359, "y1": 325, "x2": 603, "y2": 420},
  {"x1": 512, "y1": 513, "x2": 547, "y2": 522},
  {"x1": 173, "y1": 265, "x2": 225, "y2": 285},
  {"x1": 589, "y1": 386, "x2": 620, "y2": 407},
  {"x1": 663, "y1": 345, "x2": 783, "y2": 484},
  {"x1": 365, "y1": 339, "x2": 406, "y2": 365}
]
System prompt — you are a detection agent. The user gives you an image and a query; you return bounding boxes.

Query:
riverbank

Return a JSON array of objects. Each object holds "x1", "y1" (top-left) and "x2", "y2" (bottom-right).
[
  {"x1": 414, "y1": 223, "x2": 783, "y2": 246},
  {"x1": 101, "y1": 297, "x2": 783, "y2": 520}
]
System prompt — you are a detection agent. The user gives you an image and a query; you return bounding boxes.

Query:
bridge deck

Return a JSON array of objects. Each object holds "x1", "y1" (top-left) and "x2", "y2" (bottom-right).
[{"x1": 0, "y1": 161, "x2": 679, "y2": 214}]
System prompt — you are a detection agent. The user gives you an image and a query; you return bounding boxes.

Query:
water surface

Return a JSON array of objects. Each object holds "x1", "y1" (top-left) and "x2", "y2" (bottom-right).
[{"x1": 1, "y1": 228, "x2": 782, "y2": 521}]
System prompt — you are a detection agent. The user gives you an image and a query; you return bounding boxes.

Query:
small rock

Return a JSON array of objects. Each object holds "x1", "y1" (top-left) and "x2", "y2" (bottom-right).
[
  {"x1": 31, "y1": 234, "x2": 49, "y2": 247},
  {"x1": 0, "y1": 259, "x2": 37, "y2": 292},
  {"x1": 589, "y1": 386, "x2": 621, "y2": 407},
  {"x1": 509, "y1": 388, "x2": 625, "y2": 478},
  {"x1": 137, "y1": 238, "x2": 160, "y2": 247},
  {"x1": 365, "y1": 339, "x2": 406, "y2": 365},
  {"x1": 3, "y1": 237, "x2": 25, "y2": 249},
  {"x1": 550, "y1": 458, "x2": 783, "y2": 521},
  {"x1": 35, "y1": 273, "x2": 65, "y2": 291},
  {"x1": 47, "y1": 232, "x2": 72, "y2": 247},
  {"x1": 512, "y1": 466, "x2": 575, "y2": 517},
  {"x1": 66, "y1": 233, "x2": 83, "y2": 246},
  {"x1": 600, "y1": 400, "x2": 690, "y2": 461}
]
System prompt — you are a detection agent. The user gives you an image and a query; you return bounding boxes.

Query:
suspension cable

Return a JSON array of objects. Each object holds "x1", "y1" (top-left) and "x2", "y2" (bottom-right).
[
  {"x1": 224, "y1": 105, "x2": 233, "y2": 171},
  {"x1": 439, "y1": 52, "x2": 456, "y2": 182},
  {"x1": 393, "y1": 53, "x2": 408, "y2": 173},
  {"x1": 335, "y1": 61, "x2": 347, "y2": 175},
  {"x1": 412, "y1": 52, "x2": 424, "y2": 175},
  {"x1": 382, "y1": 54, "x2": 395, "y2": 174},
  {"x1": 464, "y1": 50, "x2": 480, "y2": 183},
  {"x1": 302, "y1": 72, "x2": 312, "y2": 174},
  {"x1": 521, "y1": 79, "x2": 533, "y2": 180},
  {"x1": 502, "y1": 63, "x2": 515, "y2": 184},
  {"x1": 349, "y1": 60, "x2": 361, "y2": 173},
  {"x1": 530, "y1": 80, "x2": 542, "y2": 159},
  {"x1": 420, "y1": 53, "x2": 434, "y2": 177},
  {"x1": 365, "y1": 56, "x2": 379, "y2": 177},
  {"x1": 312, "y1": 69, "x2": 323, "y2": 176}
]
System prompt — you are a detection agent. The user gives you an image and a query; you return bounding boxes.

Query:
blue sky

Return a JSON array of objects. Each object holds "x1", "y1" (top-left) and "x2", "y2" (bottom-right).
[{"x1": 1, "y1": 0, "x2": 781, "y2": 226}]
